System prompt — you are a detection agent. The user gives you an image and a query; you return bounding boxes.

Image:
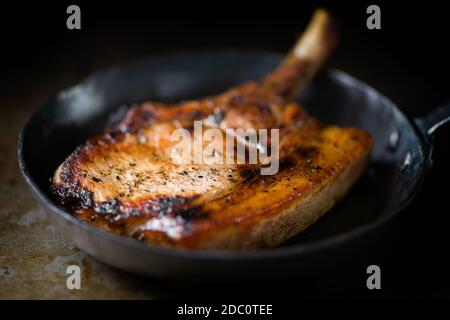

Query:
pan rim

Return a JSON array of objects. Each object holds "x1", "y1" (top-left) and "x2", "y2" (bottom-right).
[{"x1": 17, "y1": 50, "x2": 427, "y2": 261}]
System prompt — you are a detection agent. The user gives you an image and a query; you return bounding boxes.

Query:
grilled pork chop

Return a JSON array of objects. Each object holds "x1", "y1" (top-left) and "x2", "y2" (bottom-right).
[{"x1": 51, "y1": 10, "x2": 372, "y2": 249}]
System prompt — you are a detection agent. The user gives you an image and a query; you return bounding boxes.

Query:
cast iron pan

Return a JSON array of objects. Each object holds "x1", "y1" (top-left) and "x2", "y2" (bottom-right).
[{"x1": 18, "y1": 51, "x2": 450, "y2": 279}]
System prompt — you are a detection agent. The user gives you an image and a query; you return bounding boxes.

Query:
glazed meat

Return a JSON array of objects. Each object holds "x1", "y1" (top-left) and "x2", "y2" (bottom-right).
[{"x1": 51, "y1": 10, "x2": 372, "y2": 249}]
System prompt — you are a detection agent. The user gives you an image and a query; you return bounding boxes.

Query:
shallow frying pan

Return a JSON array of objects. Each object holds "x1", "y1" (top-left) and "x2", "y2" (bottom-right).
[{"x1": 18, "y1": 51, "x2": 450, "y2": 279}]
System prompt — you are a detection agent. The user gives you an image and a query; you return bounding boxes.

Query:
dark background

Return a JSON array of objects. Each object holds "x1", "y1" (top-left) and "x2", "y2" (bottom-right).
[{"x1": 1, "y1": 1, "x2": 449, "y2": 299}]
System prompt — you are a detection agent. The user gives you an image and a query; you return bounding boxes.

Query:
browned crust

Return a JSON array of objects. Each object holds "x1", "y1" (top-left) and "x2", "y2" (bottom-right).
[
  {"x1": 51, "y1": 119, "x2": 372, "y2": 249},
  {"x1": 182, "y1": 137, "x2": 372, "y2": 249}
]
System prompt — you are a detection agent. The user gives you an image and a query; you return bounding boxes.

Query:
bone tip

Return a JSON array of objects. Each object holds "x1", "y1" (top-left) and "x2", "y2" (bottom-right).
[
  {"x1": 312, "y1": 8, "x2": 332, "y2": 23},
  {"x1": 294, "y1": 8, "x2": 338, "y2": 60},
  {"x1": 309, "y1": 8, "x2": 337, "y2": 38}
]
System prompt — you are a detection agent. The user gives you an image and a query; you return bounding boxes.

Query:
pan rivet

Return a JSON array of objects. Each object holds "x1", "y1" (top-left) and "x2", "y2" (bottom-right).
[
  {"x1": 388, "y1": 130, "x2": 399, "y2": 150},
  {"x1": 401, "y1": 151, "x2": 412, "y2": 172}
]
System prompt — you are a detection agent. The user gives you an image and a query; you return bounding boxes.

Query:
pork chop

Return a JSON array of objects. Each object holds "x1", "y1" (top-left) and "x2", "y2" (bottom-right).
[{"x1": 51, "y1": 10, "x2": 372, "y2": 249}]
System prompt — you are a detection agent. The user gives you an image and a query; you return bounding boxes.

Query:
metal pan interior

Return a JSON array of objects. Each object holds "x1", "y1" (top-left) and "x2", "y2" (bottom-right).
[{"x1": 18, "y1": 51, "x2": 425, "y2": 278}]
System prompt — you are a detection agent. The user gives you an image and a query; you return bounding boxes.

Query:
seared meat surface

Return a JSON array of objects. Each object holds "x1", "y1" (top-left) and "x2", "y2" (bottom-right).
[{"x1": 51, "y1": 10, "x2": 372, "y2": 249}]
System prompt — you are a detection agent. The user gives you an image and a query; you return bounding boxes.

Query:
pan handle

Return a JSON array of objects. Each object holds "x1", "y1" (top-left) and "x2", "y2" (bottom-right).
[
  {"x1": 413, "y1": 101, "x2": 450, "y2": 166},
  {"x1": 414, "y1": 101, "x2": 450, "y2": 137}
]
